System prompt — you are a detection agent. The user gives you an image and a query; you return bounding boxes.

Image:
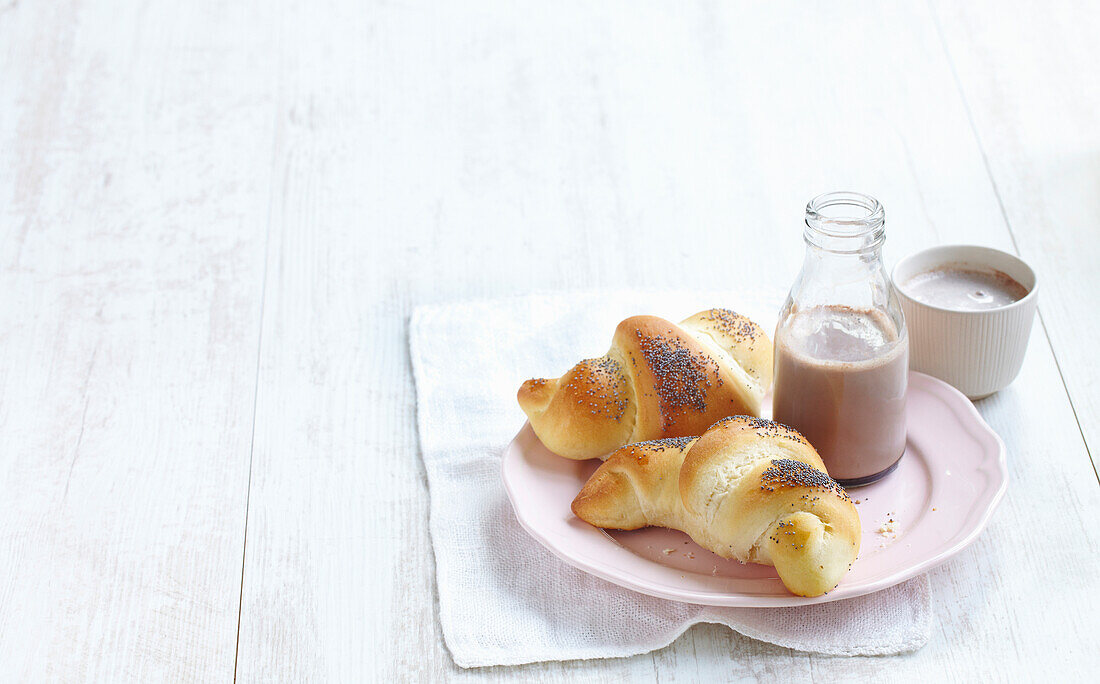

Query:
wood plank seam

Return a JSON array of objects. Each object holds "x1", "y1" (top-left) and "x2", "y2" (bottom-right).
[
  {"x1": 232, "y1": 128, "x2": 281, "y2": 683},
  {"x1": 1032, "y1": 314, "x2": 1098, "y2": 484}
]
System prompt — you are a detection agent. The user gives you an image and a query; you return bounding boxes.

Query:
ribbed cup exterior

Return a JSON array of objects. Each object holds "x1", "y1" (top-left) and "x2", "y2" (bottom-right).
[{"x1": 899, "y1": 296, "x2": 1038, "y2": 399}]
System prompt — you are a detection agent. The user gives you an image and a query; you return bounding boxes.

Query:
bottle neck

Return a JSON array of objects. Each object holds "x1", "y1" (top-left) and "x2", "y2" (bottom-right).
[
  {"x1": 803, "y1": 191, "x2": 885, "y2": 255},
  {"x1": 780, "y1": 191, "x2": 905, "y2": 337},
  {"x1": 804, "y1": 241, "x2": 884, "y2": 263},
  {"x1": 800, "y1": 242, "x2": 887, "y2": 288}
]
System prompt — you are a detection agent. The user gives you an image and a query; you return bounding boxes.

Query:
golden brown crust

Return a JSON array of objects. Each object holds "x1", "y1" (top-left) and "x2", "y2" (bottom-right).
[
  {"x1": 571, "y1": 416, "x2": 861, "y2": 597},
  {"x1": 517, "y1": 356, "x2": 637, "y2": 459},
  {"x1": 571, "y1": 437, "x2": 697, "y2": 531},
  {"x1": 678, "y1": 415, "x2": 824, "y2": 508},
  {"x1": 679, "y1": 308, "x2": 773, "y2": 391},
  {"x1": 613, "y1": 316, "x2": 758, "y2": 439},
  {"x1": 519, "y1": 310, "x2": 771, "y2": 460}
]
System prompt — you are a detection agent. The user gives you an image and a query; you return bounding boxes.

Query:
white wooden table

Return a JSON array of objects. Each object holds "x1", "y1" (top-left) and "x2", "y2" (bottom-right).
[{"x1": 2, "y1": 1, "x2": 1098, "y2": 680}]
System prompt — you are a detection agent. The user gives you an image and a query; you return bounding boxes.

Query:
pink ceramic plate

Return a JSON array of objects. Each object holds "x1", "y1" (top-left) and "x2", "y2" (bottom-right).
[{"x1": 501, "y1": 371, "x2": 1007, "y2": 606}]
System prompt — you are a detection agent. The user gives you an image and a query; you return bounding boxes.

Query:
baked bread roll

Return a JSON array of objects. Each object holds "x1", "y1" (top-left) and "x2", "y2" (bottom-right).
[
  {"x1": 517, "y1": 309, "x2": 771, "y2": 460},
  {"x1": 571, "y1": 416, "x2": 860, "y2": 597}
]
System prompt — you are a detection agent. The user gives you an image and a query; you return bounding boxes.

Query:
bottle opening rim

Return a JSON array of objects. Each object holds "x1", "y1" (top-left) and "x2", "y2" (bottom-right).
[{"x1": 804, "y1": 191, "x2": 885, "y2": 251}]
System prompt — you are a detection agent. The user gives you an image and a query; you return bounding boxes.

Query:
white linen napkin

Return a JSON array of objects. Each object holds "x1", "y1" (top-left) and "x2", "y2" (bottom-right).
[{"x1": 409, "y1": 290, "x2": 932, "y2": 668}]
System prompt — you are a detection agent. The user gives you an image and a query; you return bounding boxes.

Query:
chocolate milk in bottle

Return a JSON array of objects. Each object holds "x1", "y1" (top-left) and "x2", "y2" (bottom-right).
[{"x1": 772, "y1": 193, "x2": 908, "y2": 486}]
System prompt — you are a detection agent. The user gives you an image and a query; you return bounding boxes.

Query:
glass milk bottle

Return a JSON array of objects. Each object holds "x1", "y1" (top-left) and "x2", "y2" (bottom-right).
[{"x1": 772, "y1": 192, "x2": 908, "y2": 486}]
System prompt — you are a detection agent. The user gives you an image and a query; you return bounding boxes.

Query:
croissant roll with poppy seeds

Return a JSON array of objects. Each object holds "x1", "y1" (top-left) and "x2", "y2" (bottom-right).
[
  {"x1": 517, "y1": 309, "x2": 772, "y2": 460},
  {"x1": 571, "y1": 416, "x2": 861, "y2": 597}
]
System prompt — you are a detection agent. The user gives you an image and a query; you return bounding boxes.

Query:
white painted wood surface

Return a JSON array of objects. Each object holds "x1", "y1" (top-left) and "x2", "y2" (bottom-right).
[
  {"x1": 0, "y1": 1, "x2": 274, "y2": 679},
  {"x1": 1, "y1": 1, "x2": 1097, "y2": 681},
  {"x1": 932, "y1": 0, "x2": 1100, "y2": 477}
]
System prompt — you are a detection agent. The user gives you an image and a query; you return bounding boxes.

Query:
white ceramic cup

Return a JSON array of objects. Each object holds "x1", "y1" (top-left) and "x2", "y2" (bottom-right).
[{"x1": 892, "y1": 245, "x2": 1038, "y2": 400}]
